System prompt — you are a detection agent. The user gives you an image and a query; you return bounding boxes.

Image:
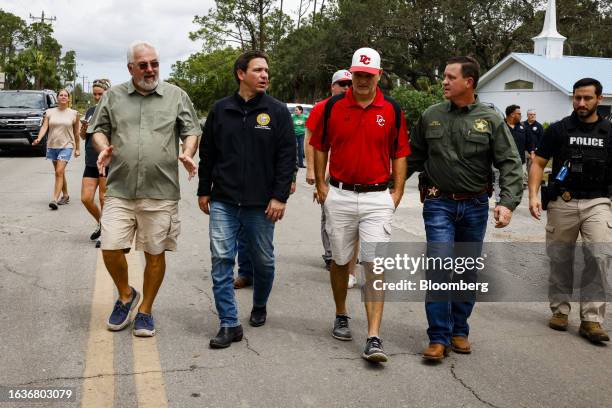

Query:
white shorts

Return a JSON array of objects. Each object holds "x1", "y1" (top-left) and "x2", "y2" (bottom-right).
[{"x1": 323, "y1": 186, "x2": 395, "y2": 264}]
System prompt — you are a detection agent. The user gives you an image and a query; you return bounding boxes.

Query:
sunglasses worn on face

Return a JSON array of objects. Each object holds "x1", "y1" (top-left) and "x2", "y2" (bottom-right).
[
  {"x1": 335, "y1": 81, "x2": 352, "y2": 87},
  {"x1": 134, "y1": 61, "x2": 159, "y2": 70}
]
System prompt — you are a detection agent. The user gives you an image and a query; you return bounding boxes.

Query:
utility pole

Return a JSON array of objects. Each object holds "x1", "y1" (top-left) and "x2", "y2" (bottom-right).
[
  {"x1": 29, "y1": 11, "x2": 57, "y2": 47},
  {"x1": 29, "y1": 10, "x2": 57, "y2": 25}
]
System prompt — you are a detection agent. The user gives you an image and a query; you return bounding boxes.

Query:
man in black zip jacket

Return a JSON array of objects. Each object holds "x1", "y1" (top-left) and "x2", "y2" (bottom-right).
[{"x1": 197, "y1": 50, "x2": 296, "y2": 349}]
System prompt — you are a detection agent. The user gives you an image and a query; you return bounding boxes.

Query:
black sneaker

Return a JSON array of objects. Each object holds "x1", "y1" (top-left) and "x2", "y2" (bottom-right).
[
  {"x1": 332, "y1": 315, "x2": 352, "y2": 341},
  {"x1": 95, "y1": 240, "x2": 101, "y2": 248},
  {"x1": 90, "y1": 224, "x2": 101, "y2": 241},
  {"x1": 362, "y1": 336, "x2": 388, "y2": 362}
]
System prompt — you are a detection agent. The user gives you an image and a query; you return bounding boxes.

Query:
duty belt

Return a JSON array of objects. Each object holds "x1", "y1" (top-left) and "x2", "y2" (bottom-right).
[
  {"x1": 426, "y1": 185, "x2": 487, "y2": 201},
  {"x1": 330, "y1": 178, "x2": 388, "y2": 193},
  {"x1": 559, "y1": 189, "x2": 608, "y2": 201}
]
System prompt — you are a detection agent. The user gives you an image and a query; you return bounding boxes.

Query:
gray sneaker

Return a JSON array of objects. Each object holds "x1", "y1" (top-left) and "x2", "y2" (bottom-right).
[
  {"x1": 57, "y1": 195, "x2": 70, "y2": 205},
  {"x1": 332, "y1": 315, "x2": 352, "y2": 341},
  {"x1": 362, "y1": 336, "x2": 388, "y2": 363}
]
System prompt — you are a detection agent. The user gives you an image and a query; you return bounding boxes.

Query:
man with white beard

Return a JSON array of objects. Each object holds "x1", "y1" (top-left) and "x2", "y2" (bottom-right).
[{"x1": 90, "y1": 41, "x2": 201, "y2": 337}]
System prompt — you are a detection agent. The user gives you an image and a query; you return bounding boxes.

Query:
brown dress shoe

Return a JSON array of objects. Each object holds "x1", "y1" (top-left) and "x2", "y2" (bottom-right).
[
  {"x1": 233, "y1": 276, "x2": 252, "y2": 289},
  {"x1": 451, "y1": 336, "x2": 471, "y2": 354},
  {"x1": 422, "y1": 343, "x2": 450, "y2": 361},
  {"x1": 579, "y1": 321, "x2": 610, "y2": 343},
  {"x1": 549, "y1": 312, "x2": 568, "y2": 331}
]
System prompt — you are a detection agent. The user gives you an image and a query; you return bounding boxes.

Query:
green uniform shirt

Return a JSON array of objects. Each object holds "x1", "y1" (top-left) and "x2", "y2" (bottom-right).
[
  {"x1": 89, "y1": 80, "x2": 201, "y2": 200},
  {"x1": 408, "y1": 98, "x2": 523, "y2": 210},
  {"x1": 292, "y1": 113, "x2": 307, "y2": 137}
]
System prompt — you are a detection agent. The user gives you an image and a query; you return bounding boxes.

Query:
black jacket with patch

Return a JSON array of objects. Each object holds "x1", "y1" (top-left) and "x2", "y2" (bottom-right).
[{"x1": 198, "y1": 92, "x2": 296, "y2": 205}]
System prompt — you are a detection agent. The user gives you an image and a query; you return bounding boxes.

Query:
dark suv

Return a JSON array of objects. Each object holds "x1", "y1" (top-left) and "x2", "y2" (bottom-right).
[{"x1": 0, "y1": 89, "x2": 57, "y2": 155}]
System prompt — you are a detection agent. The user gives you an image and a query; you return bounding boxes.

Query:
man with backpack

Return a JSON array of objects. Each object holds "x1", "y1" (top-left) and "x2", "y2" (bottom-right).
[{"x1": 310, "y1": 47, "x2": 410, "y2": 363}]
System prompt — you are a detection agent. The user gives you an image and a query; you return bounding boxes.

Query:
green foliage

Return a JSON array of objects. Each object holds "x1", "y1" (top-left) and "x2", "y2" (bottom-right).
[
  {"x1": 390, "y1": 81, "x2": 444, "y2": 127},
  {"x1": 176, "y1": 0, "x2": 611, "y2": 107},
  {"x1": 190, "y1": 0, "x2": 292, "y2": 53},
  {"x1": 0, "y1": 10, "x2": 27, "y2": 70},
  {"x1": 0, "y1": 9, "x2": 76, "y2": 90},
  {"x1": 59, "y1": 50, "x2": 77, "y2": 84},
  {"x1": 169, "y1": 48, "x2": 241, "y2": 114}
]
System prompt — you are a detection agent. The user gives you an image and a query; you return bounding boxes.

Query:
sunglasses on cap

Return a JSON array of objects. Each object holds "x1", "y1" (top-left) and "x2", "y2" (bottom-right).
[
  {"x1": 334, "y1": 81, "x2": 352, "y2": 87},
  {"x1": 133, "y1": 61, "x2": 159, "y2": 70}
]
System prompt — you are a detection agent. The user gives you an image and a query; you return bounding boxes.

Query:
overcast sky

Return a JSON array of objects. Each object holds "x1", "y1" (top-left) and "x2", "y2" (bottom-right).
[{"x1": 3, "y1": 0, "x2": 305, "y2": 91}]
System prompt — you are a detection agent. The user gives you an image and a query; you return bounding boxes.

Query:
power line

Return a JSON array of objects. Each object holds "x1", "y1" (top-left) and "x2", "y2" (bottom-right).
[
  {"x1": 29, "y1": 11, "x2": 57, "y2": 48},
  {"x1": 29, "y1": 10, "x2": 57, "y2": 25}
]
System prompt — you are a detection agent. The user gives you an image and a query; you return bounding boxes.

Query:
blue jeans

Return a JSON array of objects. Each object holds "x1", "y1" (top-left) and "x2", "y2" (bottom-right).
[
  {"x1": 236, "y1": 228, "x2": 253, "y2": 282},
  {"x1": 296, "y1": 134, "x2": 305, "y2": 167},
  {"x1": 423, "y1": 194, "x2": 489, "y2": 345},
  {"x1": 209, "y1": 201, "x2": 275, "y2": 327}
]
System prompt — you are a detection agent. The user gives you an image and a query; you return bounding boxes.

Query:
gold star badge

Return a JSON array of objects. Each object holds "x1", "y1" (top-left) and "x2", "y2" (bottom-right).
[
  {"x1": 473, "y1": 119, "x2": 488, "y2": 132},
  {"x1": 427, "y1": 186, "x2": 440, "y2": 197}
]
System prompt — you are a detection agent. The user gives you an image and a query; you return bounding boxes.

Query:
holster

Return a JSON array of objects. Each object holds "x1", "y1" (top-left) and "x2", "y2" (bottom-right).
[
  {"x1": 418, "y1": 172, "x2": 428, "y2": 203},
  {"x1": 541, "y1": 181, "x2": 560, "y2": 211},
  {"x1": 541, "y1": 186, "x2": 550, "y2": 211}
]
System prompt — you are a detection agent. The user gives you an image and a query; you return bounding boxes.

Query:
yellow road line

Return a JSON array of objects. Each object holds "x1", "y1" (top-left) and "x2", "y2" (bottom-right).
[
  {"x1": 81, "y1": 252, "x2": 115, "y2": 408},
  {"x1": 130, "y1": 252, "x2": 168, "y2": 408}
]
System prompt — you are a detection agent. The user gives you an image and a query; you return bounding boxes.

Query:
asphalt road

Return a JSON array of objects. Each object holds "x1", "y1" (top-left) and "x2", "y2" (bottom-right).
[{"x1": 0, "y1": 149, "x2": 610, "y2": 408}]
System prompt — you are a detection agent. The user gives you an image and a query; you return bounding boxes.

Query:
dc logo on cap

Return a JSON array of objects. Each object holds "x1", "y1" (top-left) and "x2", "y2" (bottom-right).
[{"x1": 359, "y1": 55, "x2": 371, "y2": 65}]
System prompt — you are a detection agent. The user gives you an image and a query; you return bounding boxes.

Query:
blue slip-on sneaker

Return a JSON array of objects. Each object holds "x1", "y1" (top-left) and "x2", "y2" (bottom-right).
[
  {"x1": 107, "y1": 287, "x2": 140, "y2": 331},
  {"x1": 133, "y1": 312, "x2": 156, "y2": 337}
]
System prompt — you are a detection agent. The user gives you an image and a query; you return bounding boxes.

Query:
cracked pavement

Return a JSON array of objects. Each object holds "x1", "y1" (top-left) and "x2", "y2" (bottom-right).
[{"x1": 0, "y1": 152, "x2": 611, "y2": 408}]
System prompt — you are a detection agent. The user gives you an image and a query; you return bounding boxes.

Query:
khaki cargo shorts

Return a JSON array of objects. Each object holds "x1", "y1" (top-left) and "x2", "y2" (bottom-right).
[{"x1": 101, "y1": 197, "x2": 181, "y2": 255}]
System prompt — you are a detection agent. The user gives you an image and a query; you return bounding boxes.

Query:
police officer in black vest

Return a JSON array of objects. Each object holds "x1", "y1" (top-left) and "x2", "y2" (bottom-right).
[{"x1": 528, "y1": 78, "x2": 611, "y2": 344}]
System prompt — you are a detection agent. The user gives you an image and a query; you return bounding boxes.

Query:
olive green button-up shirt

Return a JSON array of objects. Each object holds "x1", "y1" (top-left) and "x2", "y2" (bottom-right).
[
  {"x1": 408, "y1": 98, "x2": 523, "y2": 210},
  {"x1": 89, "y1": 80, "x2": 201, "y2": 200}
]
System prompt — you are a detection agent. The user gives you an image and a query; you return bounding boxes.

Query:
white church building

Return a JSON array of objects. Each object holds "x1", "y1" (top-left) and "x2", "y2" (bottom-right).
[{"x1": 477, "y1": 0, "x2": 612, "y2": 124}]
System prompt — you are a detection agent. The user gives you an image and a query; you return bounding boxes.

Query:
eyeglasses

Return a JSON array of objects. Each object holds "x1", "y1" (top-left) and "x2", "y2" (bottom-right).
[
  {"x1": 133, "y1": 61, "x2": 159, "y2": 71},
  {"x1": 335, "y1": 81, "x2": 352, "y2": 87}
]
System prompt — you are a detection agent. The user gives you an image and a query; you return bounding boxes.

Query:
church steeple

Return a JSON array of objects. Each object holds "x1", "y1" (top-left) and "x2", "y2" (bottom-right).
[{"x1": 532, "y1": 0, "x2": 566, "y2": 58}]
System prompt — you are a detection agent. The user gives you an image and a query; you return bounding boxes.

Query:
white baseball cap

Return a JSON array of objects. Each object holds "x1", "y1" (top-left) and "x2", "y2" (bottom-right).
[
  {"x1": 350, "y1": 47, "x2": 381, "y2": 75},
  {"x1": 331, "y1": 69, "x2": 352, "y2": 84}
]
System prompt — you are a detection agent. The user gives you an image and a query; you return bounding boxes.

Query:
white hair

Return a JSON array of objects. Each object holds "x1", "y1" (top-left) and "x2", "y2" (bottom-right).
[
  {"x1": 527, "y1": 109, "x2": 536, "y2": 114},
  {"x1": 127, "y1": 41, "x2": 159, "y2": 63}
]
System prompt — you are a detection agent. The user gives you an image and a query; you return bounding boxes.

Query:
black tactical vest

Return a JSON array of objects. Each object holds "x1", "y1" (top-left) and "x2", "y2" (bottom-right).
[{"x1": 559, "y1": 117, "x2": 612, "y2": 194}]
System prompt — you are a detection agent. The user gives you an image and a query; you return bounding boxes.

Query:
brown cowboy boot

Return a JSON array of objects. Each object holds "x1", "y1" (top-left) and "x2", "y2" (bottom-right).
[
  {"x1": 451, "y1": 336, "x2": 472, "y2": 354},
  {"x1": 422, "y1": 343, "x2": 450, "y2": 361}
]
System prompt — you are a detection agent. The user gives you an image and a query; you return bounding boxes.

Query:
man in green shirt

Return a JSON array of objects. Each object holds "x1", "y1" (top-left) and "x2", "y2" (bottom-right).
[
  {"x1": 408, "y1": 56, "x2": 523, "y2": 361},
  {"x1": 292, "y1": 105, "x2": 307, "y2": 168},
  {"x1": 91, "y1": 41, "x2": 201, "y2": 338}
]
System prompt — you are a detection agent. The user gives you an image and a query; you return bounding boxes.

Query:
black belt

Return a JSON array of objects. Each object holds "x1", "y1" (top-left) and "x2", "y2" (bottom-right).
[
  {"x1": 426, "y1": 186, "x2": 487, "y2": 200},
  {"x1": 330, "y1": 178, "x2": 388, "y2": 193}
]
